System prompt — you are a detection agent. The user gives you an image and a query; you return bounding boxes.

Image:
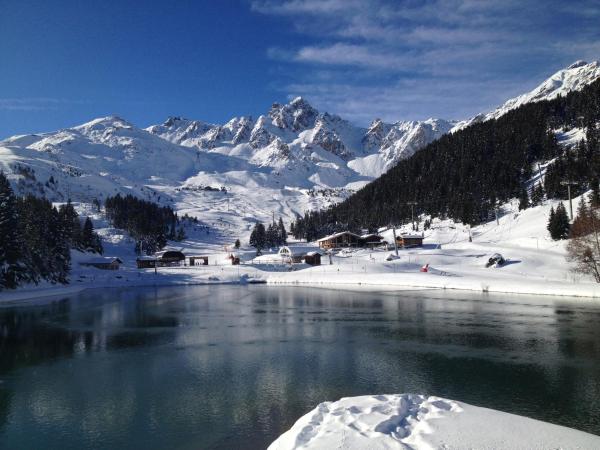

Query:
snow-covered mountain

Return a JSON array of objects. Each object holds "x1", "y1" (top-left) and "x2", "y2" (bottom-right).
[
  {"x1": 1, "y1": 60, "x2": 598, "y2": 235},
  {"x1": 452, "y1": 60, "x2": 600, "y2": 132},
  {"x1": 146, "y1": 97, "x2": 453, "y2": 176},
  {"x1": 0, "y1": 100, "x2": 451, "y2": 233}
]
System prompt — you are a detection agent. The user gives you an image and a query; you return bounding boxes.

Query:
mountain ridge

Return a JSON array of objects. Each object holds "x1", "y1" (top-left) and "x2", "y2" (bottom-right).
[{"x1": 0, "y1": 60, "x2": 598, "y2": 231}]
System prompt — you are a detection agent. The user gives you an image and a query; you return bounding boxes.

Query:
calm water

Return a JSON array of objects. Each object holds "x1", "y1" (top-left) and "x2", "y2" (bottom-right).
[{"x1": 0, "y1": 285, "x2": 599, "y2": 449}]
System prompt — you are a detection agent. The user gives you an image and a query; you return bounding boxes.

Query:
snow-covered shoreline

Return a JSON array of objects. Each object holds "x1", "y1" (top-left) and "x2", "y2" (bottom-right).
[
  {"x1": 268, "y1": 394, "x2": 600, "y2": 449},
  {"x1": 4, "y1": 192, "x2": 600, "y2": 304},
  {"x1": 3, "y1": 260, "x2": 600, "y2": 306},
  {"x1": 266, "y1": 270, "x2": 600, "y2": 298},
  {"x1": 266, "y1": 265, "x2": 600, "y2": 298}
]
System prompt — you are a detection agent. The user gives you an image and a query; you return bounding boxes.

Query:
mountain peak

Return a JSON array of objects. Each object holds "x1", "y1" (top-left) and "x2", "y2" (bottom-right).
[
  {"x1": 567, "y1": 60, "x2": 589, "y2": 69},
  {"x1": 290, "y1": 96, "x2": 310, "y2": 107},
  {"x1": 74, "y1": 115, "x2": 134, "y2": 131},
  {"x1": 269, "y1": 96, "x2": 318, "y2": 131},
  {"x1": 163, "y1": 116, "x2": 188, "y2": 127}
]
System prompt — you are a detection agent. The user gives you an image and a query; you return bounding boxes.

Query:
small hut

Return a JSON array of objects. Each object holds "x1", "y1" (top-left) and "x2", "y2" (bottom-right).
[
  {"x1": 80, "y1": 257, "x2": 122, "y2": 270},
  {"x1": 396, "y1": 233, "x2": 424, "y2": 248},
  {"x1": 136, "y1": 256, "x2": 157, "y2": 269},
  {"x1": 304, "y1": 251, "x2": 321, "y2": 266},
  {"x1": 278, "y1": 246, "x2": 321, "y2": 263},
  {"x1": 155, "y1": 248, "x2": 186, "y2": 266},
  {"x1": 188, "y1": 256, "x2": 209, "y2": 266}
]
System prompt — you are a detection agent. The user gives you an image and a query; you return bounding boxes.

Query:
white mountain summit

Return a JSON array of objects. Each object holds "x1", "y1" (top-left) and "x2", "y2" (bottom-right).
[
  {"x1": 0, "y1": 61, "x2": 598, "y2": 228},
  {"x1": 452, "y1": 60, "x2": 600, "y2": 132},
  {"x1": 147, "y1": 97, "x2": 454, "y2": 177}
]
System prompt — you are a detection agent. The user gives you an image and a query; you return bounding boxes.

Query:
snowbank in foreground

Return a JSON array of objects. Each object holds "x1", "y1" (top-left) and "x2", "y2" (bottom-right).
[{"x1": 268, "y1": 394, "x2": 600, "y2": 450}]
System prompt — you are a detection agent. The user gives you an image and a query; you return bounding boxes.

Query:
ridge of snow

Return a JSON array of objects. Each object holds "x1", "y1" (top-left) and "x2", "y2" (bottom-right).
[{"x1": 452, "y1": 60, "x2": 600, "y2": 132}]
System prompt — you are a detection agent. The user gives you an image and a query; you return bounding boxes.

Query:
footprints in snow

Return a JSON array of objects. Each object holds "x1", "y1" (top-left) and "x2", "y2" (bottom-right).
[{"x1": 292, "y1": 394, "x2": 461, "y2": 449}]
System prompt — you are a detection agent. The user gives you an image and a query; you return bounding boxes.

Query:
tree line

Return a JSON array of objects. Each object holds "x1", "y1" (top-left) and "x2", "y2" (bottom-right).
[
  {"x1": 104, "y1": 194, "x2": 185, "y2": 255},
  {"x1": 249, "y1": 218, "x2": 287, "y2": 254},
  {"x1": 0, "y1": 172, "x2": 102, "y2": 290},
  {"x1": 291, "y1": 77, "x2": 600, "y2": 239}
]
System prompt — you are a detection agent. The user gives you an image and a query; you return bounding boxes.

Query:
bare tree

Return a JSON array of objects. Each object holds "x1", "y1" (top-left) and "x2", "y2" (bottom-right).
[{"x1": 567, "y1": 202, "x2": 600, "y2": 282}]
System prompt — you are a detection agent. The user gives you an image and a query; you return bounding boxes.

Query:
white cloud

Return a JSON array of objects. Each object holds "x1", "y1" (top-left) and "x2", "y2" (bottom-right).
[
  {"x1": 252, "y1": 0, "x2": 600, "y2": 123},
  {"x1": 0, "y1": 98, "x2": 68, "y2": 111},
  {"x1": 295, "y1": 43, "x2": 408, "y2": 70}
]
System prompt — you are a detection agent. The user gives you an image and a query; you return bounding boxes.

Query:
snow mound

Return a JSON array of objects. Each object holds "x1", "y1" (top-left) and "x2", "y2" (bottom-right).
[{"x1": 269, "y1": 394, "x2": 600, "y2": 450}]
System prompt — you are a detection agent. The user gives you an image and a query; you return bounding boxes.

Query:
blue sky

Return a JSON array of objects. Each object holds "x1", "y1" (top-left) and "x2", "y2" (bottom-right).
[{"x1": 1, "y1": 0, "x2": 599, "y2": 138}]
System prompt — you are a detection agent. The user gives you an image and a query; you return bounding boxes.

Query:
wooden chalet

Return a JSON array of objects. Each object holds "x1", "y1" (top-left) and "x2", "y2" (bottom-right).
[
  {"x1": 304, "y1": 251, "x2": 322, "y2": 266},
  {"x1": 155, "y1": 248, "x2": 186, "y2": 266},
  {"x1": 317, "y1": 231, "x2": 362, "y2": 249},
  {"x1": 136, "y1": 256, "x2": 157, "y2": 269},
  {"x1": 317, "y1": 231, "x2": 385, "y2": 249},
  {"x1": 360, "y1": 233, "x2": 385, "y2": 248},
  {"x1": 80, "y1": 257, "x2": 122, "y2": 270},
  {"x1": 396, "y1": 233, "x2": 424, "y2": 248}
]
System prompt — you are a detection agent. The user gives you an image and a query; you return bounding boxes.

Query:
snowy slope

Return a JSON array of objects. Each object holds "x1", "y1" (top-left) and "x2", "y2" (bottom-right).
[
  {"x1": 0, "y1": 98, "x2": 454, "y2": 240},
  {"x1": 268, "y1": 394, "x2": 600, "y2": 449},
  {"x1": 452, "y1": 60, "x2": 600, "y2": 132},
  {"x1": 0, "y1": 114, "x2": 359, "y2": 245},
  {"x1": 1, "y1": 60, "x2": 599, "y2": 245}
]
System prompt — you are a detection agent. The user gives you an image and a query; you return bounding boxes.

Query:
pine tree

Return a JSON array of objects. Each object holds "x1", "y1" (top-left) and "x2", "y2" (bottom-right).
[
  {"x1": 58, "y1": 200, "x2": 82, "y2": 249},
  {"x1": 547, "y1": 206, "x2": 556, "y2": 238},
  {"x1": 175, "y1": 227, "x2": 186, "y2": 241},
  {"x1": 591, "y1": 183, "x2": 600, "y2": 208},
  {"x1": 49, "y1": 206, "x2": 71, "y2": 283},
  {"x1": 234, "y1": 239, "x2": 240, "y2": 249},
  {"x1": 249, "y1": 222, "x2": 266, "y2": 255},
  {"x1": 266, "y1": 222, "x2": 277, "y2": 248},
  {"x1": 531, "y1": 183, "x2": 544, "y2": 206},
  {"x1": 518, "y1": 188, "x2": 529, "y2": 210},
  {"x1": 81, "y1": 217, "x2": 103, "y2": 254},
  {"x1": 548, "y1": 202, "x2": 570, "y2": 240},
  {"x1": 0, "y1": 173, "x2": 23, "y2": 289},
  {"x1": 278, "y1": 217, "x2": 287, "y2": 245}
]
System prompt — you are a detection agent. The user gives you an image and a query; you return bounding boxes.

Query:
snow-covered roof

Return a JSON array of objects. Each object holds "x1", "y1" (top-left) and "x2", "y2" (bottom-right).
[
  {"x1": 360, "y1": 233, "x2": 382, "y2": 239},
  {"x1": 80, "y1": 257, "x2": 122, "y2": 264},
  {"x1": 155, "y1": 248, "x2": 185, "y2": 257},
  {"x1": 159, "y1": 247, "x2": 184, "y2": 253},
  {"x1": 137, "y1": 256, "x2": 157, "y2": 261},
  {"x1": 279, "y1": 245, "x2": 322, "y2": 256},
  {"x1": 399, "y1": 233, "x2": 424, "y2": 239},
  {"x1": 306, "y1": 251, "x2": 321, "y2": 256},
  {"x1": 316, "y1": 231, "x2": 360, "y2": 242}
]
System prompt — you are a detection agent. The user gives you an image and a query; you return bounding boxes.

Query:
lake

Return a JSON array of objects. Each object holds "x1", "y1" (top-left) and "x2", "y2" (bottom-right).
[{"x1": 0, "y1": 285, "x2": 599, "y2": 449}]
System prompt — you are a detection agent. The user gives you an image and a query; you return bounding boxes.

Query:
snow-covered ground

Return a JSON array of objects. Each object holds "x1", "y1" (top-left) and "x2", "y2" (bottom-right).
[
  {"x1": 2, "y1": 60, "x2": 600, "y2": 302},
  {"x1": 3, "y1": 190, "x2": 600, "y2": 304},
  {"x1": 268, "y1": 394, "x2": 600, "y2": 450},
  {"x1": 267, "y1": 195, "x2": 600, "y2": 298}
]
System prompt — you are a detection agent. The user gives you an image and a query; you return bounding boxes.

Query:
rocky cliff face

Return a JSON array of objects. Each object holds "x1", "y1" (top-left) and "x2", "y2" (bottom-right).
[{"x1": 147, "y1": 96, "x2": 453, "y2": 172}]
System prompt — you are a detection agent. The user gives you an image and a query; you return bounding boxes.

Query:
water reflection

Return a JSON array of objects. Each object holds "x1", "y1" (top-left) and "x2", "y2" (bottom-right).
[{"x1": 0, "y1": 285, "x2": 599, "y2": 449}]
